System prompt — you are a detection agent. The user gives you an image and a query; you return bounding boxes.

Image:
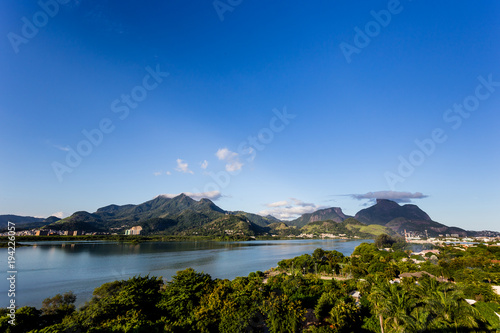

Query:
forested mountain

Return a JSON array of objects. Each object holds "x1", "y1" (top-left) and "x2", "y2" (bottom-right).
[
  {"x1": 354, "y1": 199, "x2": 431, "y2": 225},
  {"x1": 6, "y1": 195, "x2": 498, "y2": 237},
  {"x1": 0, "y1": 214, "x2": 59, "y2": 228},
  {"x1": 49, "y1": 194, "x2": 230, "y2": 233},
  {"x1": 287, "y1": 207, "x2": 350, "y2": 228},
  {"x1": 354, "y1": 199, "x2": 469, "y2": 237}
]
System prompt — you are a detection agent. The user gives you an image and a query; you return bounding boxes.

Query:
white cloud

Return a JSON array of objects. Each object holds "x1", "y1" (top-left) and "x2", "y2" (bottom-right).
[
  {"x1": 266, "y1": 200, "x2": 288, "y2": 207},
  {"x1": 153, "y1": 170, "x2": 172, "y2": 176},
  {"x1": 158, "y1": 191, "x2": 222, "y2": 201},
  {"x1": 216, "y1": 148, "x2": 237, "y2": 160},
  {"x1": 175, "y1": 159, "x2": 194, "y2": 174},
  {"x1": 50, "y1": 211, "x2": 64, "y2": 218},
  {"x1": 201, "y1": 160, "x2": 208, "y2": 169},
  {"x1": 351, "y1": 191, "x2": 428, "y2": 203},
  {"x1": 216, "y1": 148, "x2": 243, "y2": 172},
  {"x1": 226, "y1": 160, "x2": 243, "y2": 172},
  {"x1": 259, "y1": 198, "x2": 326, "y2": 220},
  {"x1": 289, "y1": 198, "x2": 315, "y2": 207},
  {"x1": 54, "y1": 145, "x2": 70, "y2": 152}
]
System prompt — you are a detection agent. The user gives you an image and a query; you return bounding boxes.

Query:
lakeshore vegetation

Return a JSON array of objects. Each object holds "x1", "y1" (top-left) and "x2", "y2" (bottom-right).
[{"x1": 2, "y1": 235, "x2": 500, "y2": 332}]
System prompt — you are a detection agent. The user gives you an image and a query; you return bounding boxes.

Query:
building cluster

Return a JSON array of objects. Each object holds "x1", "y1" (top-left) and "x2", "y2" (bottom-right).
[
  {"x1": 0, "y1": 225, "x2": 148, "y2": 236},
  {"x1": 0, "y1": 229, "x2": 110, "y2": 236},
  {"x1": 407, "y1": 236, "x2": 500, "y2": 246},
  {"x1": 125, "y1": 226, "x2": 143, "y2": 235},
  {"x1": 295, "y1": 233, "x2": 351, "y2": 239}
]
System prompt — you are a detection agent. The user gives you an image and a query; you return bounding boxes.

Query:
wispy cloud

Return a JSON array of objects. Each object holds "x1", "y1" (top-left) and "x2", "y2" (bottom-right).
[
  {"x1": 259, "y1": 198, "x2": 326, "y2": 220},
  {"x1": 266, "y1": 200, "x2": 288, "y2": 207},
  {"x1": 158, "y1": 191, "x2": 222, "y2": 201},
  {"x1": 350, "y1": 191, "x2": 428, "y2": 203},
  {"x1": 216, "y1": 148, "x2": 243, "y2": 172},
  {"x1": 50, "y1": 211, "x2": 64, "y2": 218},
  {"x1": 54, "y1": 145, "x2": 70, "y2": 152},
  {"x1": 175, "y1": 159, "x2": 194, "y2": 174},
  {"x1": 154, "y1": 170, "x2": 172, "y2": 176},
  {"x1": 201, "y1": 160, "x2": 208, "y2": 169}
]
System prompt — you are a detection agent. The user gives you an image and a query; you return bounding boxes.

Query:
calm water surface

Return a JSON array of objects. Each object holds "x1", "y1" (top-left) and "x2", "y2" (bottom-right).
[{"x1": 0, "y1": 239, "x2": 371, "y2": 307}]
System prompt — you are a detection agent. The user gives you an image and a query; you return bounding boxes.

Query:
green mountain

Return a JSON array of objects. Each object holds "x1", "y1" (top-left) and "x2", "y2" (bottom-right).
[
  {"x1": 35, "y1": 195, "x2": 498, "y2": 237},
  {"x1": 49, "y1": 194, "x2": 264, "y2": 235},
  {"x1": 354, "y1": 199, "x2": 431, "y2": 225},
  {"x1": 287, "y1": 207, "x2": 350, "y2": 228},
  {"x1": 354, "y1": 199, "x2": 467, "y2": 237},
  {"x1": 200, "y1": 215, "x2": 267, "y2": 237},
  {"x1": 95, "y1": 194, "x2": 225, "y2": 222},
  {"x1": 0, "y1": 215, "x2": 60, "y2": 229},
  {"x1": 300, "y1": 218, "x2": 395, "y2": 238},
  {"x1": 229, "y1": 211, "x2": 280, "y2": 227},
  {"x1": 52, "y1": 211, "x2": 106, "y2": 232}
]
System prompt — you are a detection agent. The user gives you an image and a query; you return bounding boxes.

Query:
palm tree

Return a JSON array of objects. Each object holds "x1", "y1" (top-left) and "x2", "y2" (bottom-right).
[
  {"x1": 368, "y1": 279, "x2": 390, "y2": 333},
  {"x1": 369, "y1": 279, "x2": 418, "y2": 333},
  {"x1": 416, "y1": 277, "x2": 484, "y2": 331}
]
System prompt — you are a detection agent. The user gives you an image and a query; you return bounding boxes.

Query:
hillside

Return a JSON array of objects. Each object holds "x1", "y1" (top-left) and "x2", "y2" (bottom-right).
[
  {"x1": 354, "y1": 199, "x2": 431, "y2": 225},
  {"x1": 94, "y1": 194, "x2": 225, "y2": 224},
  {"x1": 15, "y1": 195, "x2": 496, "y2": 237},
  {"x1": 229, "y1": 211, "x2": 278, "y2": 227},
  {"x1": 201, "y1": 215, "x2": 266, "y2": 237},
  {"x1": 300, "y1": 218, "x2": 395, "y2": 238},
  {"x1": 49, "y1": 194, "x2": 229, "y2": 234},
  {"x1": 354, "y1": 199, "x2": 468, "y2": 237},
  {"x1": 0, "y1": 215, "x2": 60, "y2": 229},
  {"x1": 287, "y1": 207, "x2": 350, "y2": 228}
]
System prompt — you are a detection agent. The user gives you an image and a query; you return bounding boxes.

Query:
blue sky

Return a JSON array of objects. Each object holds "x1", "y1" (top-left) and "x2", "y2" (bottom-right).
[{"x1": 1, "y1": 0, "x2": 499, "y2": 231}]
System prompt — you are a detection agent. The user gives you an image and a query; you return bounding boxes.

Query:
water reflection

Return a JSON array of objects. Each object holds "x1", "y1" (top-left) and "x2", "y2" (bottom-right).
[
  {"x1": 0, "y1": 239, "x2": 370, "y2": 308},
  {"x1": 25, "y1": 240, "x2": 247, "y2": 256}
]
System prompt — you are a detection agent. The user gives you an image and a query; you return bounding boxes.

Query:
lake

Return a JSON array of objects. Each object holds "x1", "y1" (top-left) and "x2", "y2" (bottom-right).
[{"x1": 0, "y1": 239, "x2": 370, "y2": 308}]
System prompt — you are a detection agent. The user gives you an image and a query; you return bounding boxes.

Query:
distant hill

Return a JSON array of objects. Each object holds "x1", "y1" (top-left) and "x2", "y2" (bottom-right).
[
  {"x1": 287, "y1": 207, "x2": 350, "y2": 228},
  {"x1": 95, "y1": 194, "x2": 225, "y2": 222},
  {"x1": 354, "y1": 199, "x2": 431, "y2": 225},
  {"x1": 8, "y1": 195, "x2": 498, "y2": 237},
  {"x1": 52, "y1": 211, "x2": 106, "y2": 232},
  {"x1": 301, "y1": 217, "x2": 396, "y2": 238},
  {"x1": 229, "y1": 211, "x2": 279, "y2": 228},
  {"x1": 286, "y1": 199, "x2": 499, "y2": 237},
  {"x1": 49, "y1": 194, "x2": 242, "y2": 234},
  {"x1": 201, "y1": 215, "x2": 267, "y2": 237},
  {"x1": 354, "y1": 199, "x2": 467, "y2": 237},
  {"x1": 0, "y1": 215, "x2": 60, "y2": 229}
]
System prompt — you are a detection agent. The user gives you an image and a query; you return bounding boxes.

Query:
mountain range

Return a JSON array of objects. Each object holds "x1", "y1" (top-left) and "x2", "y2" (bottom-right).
[
  {"x1": 2, "y1": 195, "x2": 498, "y2": 238},
  {"x1": 0, "y1": 215, "x2": 61, "y2": 229}
]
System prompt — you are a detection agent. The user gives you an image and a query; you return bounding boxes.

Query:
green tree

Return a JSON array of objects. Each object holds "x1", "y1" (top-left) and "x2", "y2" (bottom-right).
[
  {"x1": 314, "y1": 291, "x2": 340, "y2": 321},
  {"x1": 41, "y1": 291, "x2": 76, "y2": 316},
  {"x1": 374, "y1": 234, "x2": 396, "y2": 249},
  {"x1": 368, "y1": 280, "x2": 417, "y2": 333},
  {"x1": 327, "y1": 298, "x2": 362, "y2": 333},
  {"x1": 0, "y1": 306, "x2": 41, "y2": 333},
  {"x1": 417, "y1": 278, "x2": 486, "y2": 331},
  {"x1": 158, "y1": 268, "x2": 214, "y2": 332},
  {"x1": 262, "y1": 293, "x2": 306, "y2": 333},
  {"x1": 74, "y1": 275, "x2": 164, "y2": 330}
]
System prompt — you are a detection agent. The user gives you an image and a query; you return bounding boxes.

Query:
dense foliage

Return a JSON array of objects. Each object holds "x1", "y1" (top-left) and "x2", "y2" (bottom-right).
[{"x1": 2, "y1": 236, "x2": 500, "y2": 332}]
